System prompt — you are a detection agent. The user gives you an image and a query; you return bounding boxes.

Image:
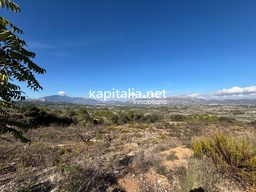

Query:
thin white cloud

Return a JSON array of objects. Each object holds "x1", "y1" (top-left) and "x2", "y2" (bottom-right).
[
  {"x1": 57, "y1": 91, "x2": 67, "y2": 96},
  {"x1": 215, "y1": 86, "x2": 256, "y2": 95},
  {"x1": 50, "y1": 52, "x2": 71, "y2": 57},
  {"x1": 28, "y1": 41, "x2": 55, "y2": 49},
  {"x1": 189, "y1": 86, "x2": 256, "y2": 100},
  {"x1": 59, "y1": 30, "x2": 125, "y2": 48},
  {"x1": 188, "y1": 93, "x2": 204, "y2": 99}
]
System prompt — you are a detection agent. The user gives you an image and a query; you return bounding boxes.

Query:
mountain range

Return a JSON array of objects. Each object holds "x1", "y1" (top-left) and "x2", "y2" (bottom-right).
[
  {"x1": 34, "y1": 95, "x2": 256, "y2": 105},
  {"x1": 36, "y1": 95, "x2": 103, "y2": 105}
]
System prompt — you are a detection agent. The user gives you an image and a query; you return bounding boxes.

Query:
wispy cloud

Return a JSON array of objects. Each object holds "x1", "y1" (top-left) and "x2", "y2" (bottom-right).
[
  {"x1": 27, "y1": 41, "x2": 72, "y2": 57},
  {"x1": 50, "y1": 52, "x2": 71, "y2": 57},
  {"x1": 59, "y1": 30, "x2": 125, "y2": 48},
  {"x1": 27, "y1": 41, "x2": 55, "y2": 49},
  {"x1": 188, "y1": 93, "x2": 204, "y2": 99},
  {"x1": 189, "y1": 86, "x2": 256, "y2": 100}
]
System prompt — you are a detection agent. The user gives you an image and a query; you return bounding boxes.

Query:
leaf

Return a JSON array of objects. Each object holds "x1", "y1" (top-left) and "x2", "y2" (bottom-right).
[{"x1": 0, "y1": 0, "x2": 45, "y2": 143}]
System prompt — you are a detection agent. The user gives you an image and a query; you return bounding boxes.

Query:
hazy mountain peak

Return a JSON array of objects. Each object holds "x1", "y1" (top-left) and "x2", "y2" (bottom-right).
[{"x1": 36, "y1": 95, "x2": 102, "y2": 105}]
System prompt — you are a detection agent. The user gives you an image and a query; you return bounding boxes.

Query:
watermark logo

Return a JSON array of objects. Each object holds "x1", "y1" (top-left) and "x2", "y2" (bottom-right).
[
  {"x1": 132, "y1": 99, "x2": 167, "y2": 105},
  {"x1": 89, "y1": 88, "x2": 167, "y2": 104}
]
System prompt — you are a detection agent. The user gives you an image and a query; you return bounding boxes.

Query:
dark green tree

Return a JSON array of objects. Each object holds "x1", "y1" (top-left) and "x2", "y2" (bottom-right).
[{"x1": 0, "y1": 0, "x2": 46, "y2": 142}]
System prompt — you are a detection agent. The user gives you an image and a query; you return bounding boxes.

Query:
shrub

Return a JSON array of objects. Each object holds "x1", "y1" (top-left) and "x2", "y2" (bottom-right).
[
  {"x1": 155, "y1": 164, "x2": 168, "y2": 176},
  {"x1": 62, "y1": 165, "x2": 116, "y2": 192},
  {"x1": 170, "y1": 114, "x2": 186, "y2": 122},
  {"x1": 191, "y1": 133, "x2": 256, "y2": 186},
  {"x1": 187, "y1": 114, "x2": 220, "y2": 124},
  {"x1": 177, "y1": 157, "x2": 222, "y2": 192},
  {"x1": 132, "y1": 149, "x2": 161, "y2": 173},
  {"x1": 218, "y1": 116, "x2": 235, "y2": 124},
  {"x1": 166, "y1": 151, "x2": 179, "y2": 161},
  {"x1": 250, "y1": 120, "x2": 256, "y2": 128},
  {"x1": 22, "y1": 106, "x2": 73, "y2": 127}
]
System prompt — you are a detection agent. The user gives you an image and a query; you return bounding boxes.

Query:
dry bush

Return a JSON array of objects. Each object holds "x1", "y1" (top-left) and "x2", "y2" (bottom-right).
[
  {"x1": 59, "y1": 151, "x2": 121, "y2": 192},
  {"x1": 166, "y1": 151, "x2": 179, "y2": 161},
  {"x1": 177, "y1": 157, "x2": 223, "y2": 192},
  {"x1": 62, "y1": 165, "x2": 116, "y2": 192},
  {"x1": 132, "y1": 148, "x2": 161, "y2": 174},
  {"x1": 15, "y1": 142, "x2": 76, "y2": 169},
  {"x1": 191, "y1": 133, "x2": 256, "y2": 188},
  {"x1": 18, "y1": 181, "x2": 55, "y2": 192}
]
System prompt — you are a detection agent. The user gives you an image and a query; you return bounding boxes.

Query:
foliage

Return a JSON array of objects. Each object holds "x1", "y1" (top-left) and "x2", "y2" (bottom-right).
[
  {"x1": 191, "y1": 133, "x2": 256, "y2": 186},
  {"x1": 187, "y1": 114, "x2": 218, "y2": 122},
  {"x1": 23, "y1": 106, "x2": 73, "y2": 127},
  {"x1": 186, "y1": 114, "x2": 236, "y2": 125},
  {"x1": 170, "y1": 114, "x2": 186, "y2": 122},
  {"x1": 90, "y1": 109, "x2": 160, "y2": 125},
  {"x1": 5, "y1": 106, "x2": 73, "y2": 129},
  {"x1": 0, "y1": 0, "x2": 46, "y2": 142}
]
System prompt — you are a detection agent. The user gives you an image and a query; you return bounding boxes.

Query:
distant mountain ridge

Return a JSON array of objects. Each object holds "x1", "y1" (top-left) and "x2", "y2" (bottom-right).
[
  {"x1": 36, "y1": 95, "x2": 103, "y2": 105},
  {"x1": 35, "y1": 95, "x2": 256, "y2": 105},
  {"x1": 165, "y1": 95, "x2": 205, "y2": 105},
  {"x1": 206, "y1": 99, "x2": 256, "y2": 105}
]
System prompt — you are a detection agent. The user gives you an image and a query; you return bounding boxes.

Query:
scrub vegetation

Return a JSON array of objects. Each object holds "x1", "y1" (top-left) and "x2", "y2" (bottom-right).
[{"x1": 1, "y1": 103, "x2": 256, "y2": 192}]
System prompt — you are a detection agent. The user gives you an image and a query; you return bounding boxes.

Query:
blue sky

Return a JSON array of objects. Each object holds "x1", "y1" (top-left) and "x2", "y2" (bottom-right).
[{"x1": 2, "y1": 0, "x2": 256, "y2": 99}]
